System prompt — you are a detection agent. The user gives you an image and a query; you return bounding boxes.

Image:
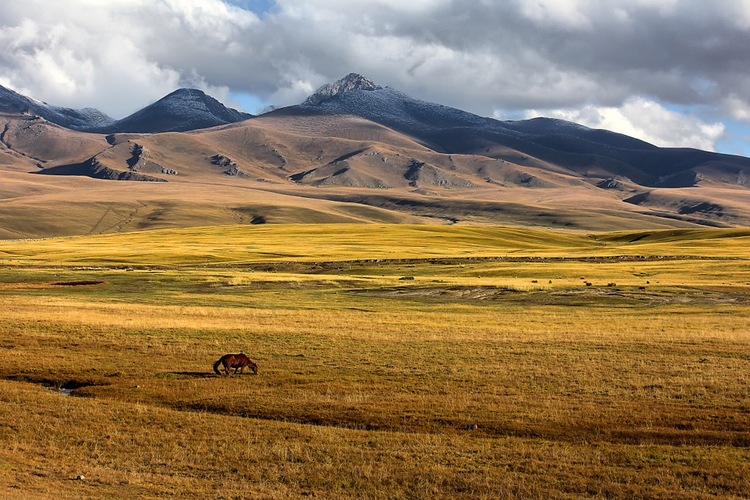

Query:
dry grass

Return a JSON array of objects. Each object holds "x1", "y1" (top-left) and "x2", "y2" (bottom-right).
[
  {"x1": 2, "y1": 224, "x2": 749, "y2": 265},
  {"x1": 1, "y1": 225, "x2": 749, "y2": 498}
]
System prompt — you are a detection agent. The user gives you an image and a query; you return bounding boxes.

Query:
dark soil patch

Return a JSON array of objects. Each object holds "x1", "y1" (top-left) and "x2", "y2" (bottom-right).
[
  {"x1": 1, "y1": 374, "x2": 105, "y2": 392},
  {"x1": 158, "y1": 371, "x2": 218, "y2": 379},
  {"x1": 347, "y1": 285, "x2": 749, "y2": 307},
  {"x1": 52, "y1": 280, "x2": 107, "y2": 286}
]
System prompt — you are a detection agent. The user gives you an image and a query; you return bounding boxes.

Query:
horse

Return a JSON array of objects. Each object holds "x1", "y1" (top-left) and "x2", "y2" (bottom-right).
[{"x1": 213, "y1": 353, "x2": 258, "y2": 377}]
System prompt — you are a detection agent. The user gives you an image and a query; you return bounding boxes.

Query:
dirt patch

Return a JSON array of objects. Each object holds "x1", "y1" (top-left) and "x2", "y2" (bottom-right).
[
  {"x1": 349, "y1": 285, "x2": 522, "y2": 301},
  {"x1": 348, "y1": 285, "x2": 749, "y2": 307},
  {"x1": 52, "y1": 280, "x2": 107, "y2": 286},
  {"x1": 0, "y1": 282, "x2": 55, "y2": 289},
  {"x1": 0, "y1": 280, "x2": 107, "y2": 289},
  {"x1": 158, "y1": 371, "x2": 217, "y2": 379}
]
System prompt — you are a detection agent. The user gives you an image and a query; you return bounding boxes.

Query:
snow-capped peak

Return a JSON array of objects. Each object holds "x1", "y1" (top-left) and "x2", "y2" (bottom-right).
[
  {"x1": 100, "y1": 87, "x2": 252, "y2": 133},
  {"x1": 156, "y1": 88, "x2": 213, "y2": 115},
  {"x1": 304, "y1": 73, "x2": 382, "y2": 105}
]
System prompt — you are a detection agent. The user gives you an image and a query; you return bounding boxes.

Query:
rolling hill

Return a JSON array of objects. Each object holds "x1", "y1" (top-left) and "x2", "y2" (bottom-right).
[{"x1": 1, "y1": 74, "x2": 750, "y2": 238}]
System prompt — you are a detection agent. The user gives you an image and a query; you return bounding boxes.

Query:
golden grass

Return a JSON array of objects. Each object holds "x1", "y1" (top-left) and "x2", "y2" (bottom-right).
[
  {"x1": 1, "y1": 224, "x2": 749, "y2": 498},
  {"x1": 2, "y1": 224, "x2": 750, "y2": 265}
]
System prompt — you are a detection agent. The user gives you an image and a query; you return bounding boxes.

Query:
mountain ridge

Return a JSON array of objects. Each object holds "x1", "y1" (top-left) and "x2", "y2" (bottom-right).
[
  {"x1": 279, "y1": 73, "x2": 750, "y2": 188},
  {"x1": 0, "y1": 84, "x2": 252, "y2": 134}
]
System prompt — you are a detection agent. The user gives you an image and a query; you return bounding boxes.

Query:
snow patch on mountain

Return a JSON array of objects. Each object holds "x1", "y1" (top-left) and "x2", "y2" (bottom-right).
[
  {"x1": 300, "y1": 77, "x2": 517, "y2": 139},
  {"x1": 0, "y1": 84, "x2": 115, "y2": 130},
  {"x1": 46, "y1": 105, "x2": 116, "y2": 129},
  {"x1": 304, "y1": 73, "x2": 382, "y2": 106},
  {"x1": 152, "y1": 89, "x2": 217, "y2": 118}
]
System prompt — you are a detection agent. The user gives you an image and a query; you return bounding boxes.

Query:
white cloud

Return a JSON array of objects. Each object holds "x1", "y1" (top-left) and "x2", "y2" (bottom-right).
[
  {"x1": 0, "y1": 0, "x2": 256, "y2": 117},
  {"x1": 526, "y1": 97, "x2": 726, "y2": 151},
  {"x1": 723, "y1": 94, "x2": 750, "y2": 122}
]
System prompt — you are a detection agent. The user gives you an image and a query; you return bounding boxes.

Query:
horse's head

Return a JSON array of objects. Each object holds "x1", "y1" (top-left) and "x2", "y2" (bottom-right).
[{"x1": 250, "y1": 361, "x2": 258, "y2": 375}]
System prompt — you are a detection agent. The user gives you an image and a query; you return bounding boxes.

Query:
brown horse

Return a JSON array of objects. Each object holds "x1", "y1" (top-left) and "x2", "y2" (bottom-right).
[{"x1": 213, "y1": 353, "x2": 258, "y2": 377}]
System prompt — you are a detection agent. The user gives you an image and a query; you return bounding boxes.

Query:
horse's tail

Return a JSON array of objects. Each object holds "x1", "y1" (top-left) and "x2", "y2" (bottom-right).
[{"x1": 213, "y1": 358, "x2": 223, "y2": 375}]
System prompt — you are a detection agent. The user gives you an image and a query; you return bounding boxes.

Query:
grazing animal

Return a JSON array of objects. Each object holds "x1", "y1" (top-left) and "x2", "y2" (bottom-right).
[{"x1": 213, "y1": 353, "x2": 258, "y2": 377}]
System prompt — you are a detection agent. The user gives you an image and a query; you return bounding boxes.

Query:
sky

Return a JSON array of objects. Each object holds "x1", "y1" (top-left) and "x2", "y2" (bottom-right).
[{"x1": 1, "y1": 0, "x2": 750, "y2": 156}]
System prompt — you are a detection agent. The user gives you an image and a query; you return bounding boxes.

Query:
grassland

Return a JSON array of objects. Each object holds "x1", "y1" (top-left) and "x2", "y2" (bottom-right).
[{"x1": 0, "y1": 224, "x2": 749, "y2": 498}]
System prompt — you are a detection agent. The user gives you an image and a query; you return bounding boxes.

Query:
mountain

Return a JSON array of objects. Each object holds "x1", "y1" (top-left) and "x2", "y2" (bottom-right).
[
  {"x1": 97, "y1": 88, "x2": 253, "y2": 133},
  {"x1": 292, "y1": 73, "x2": 493, "y2": 139},
  {"x1": 279, "y1": 73, "x2": 750, "y2": 189},
  {"x1": 0, "y1": 84, "x2": 114, "y2": 130},
  {"x1": 303, "y1": 73, "x2": 383, "y2": 105},
  {"x1": 0, "y1": 85, "x2": 251, "y2": 134},
  {"x1": 2, "y1": 73, "x2": 750, "y2": 238}
]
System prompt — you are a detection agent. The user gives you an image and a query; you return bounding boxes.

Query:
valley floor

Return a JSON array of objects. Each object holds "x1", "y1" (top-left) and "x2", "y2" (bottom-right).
[{"x1": 0, "y1": 225, "x2": 749, "y2": 498}]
